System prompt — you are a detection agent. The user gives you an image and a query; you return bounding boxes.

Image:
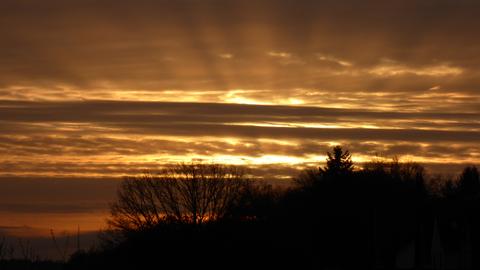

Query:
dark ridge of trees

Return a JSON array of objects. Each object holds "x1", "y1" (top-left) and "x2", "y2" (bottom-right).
[{"x1": 2, "y1": 147, "x2": 480, "y2": 269}]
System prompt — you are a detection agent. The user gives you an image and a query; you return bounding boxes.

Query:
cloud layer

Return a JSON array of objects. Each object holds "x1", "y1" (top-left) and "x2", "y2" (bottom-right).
[
  {"x1": 1, "y1": 0, "x2": 479, "y2": 93},
  {"x1": 0, "y1": 0, "x2": 479, "y2": 178},
  {"x1": 1, "y1": 101, "x2": 478, "y2": 179}
]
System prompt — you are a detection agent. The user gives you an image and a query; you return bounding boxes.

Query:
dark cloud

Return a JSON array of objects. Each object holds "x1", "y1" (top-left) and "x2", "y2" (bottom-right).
[
  {"x1": 2, "y1": 100, "x2": 479, "y2": 121},
  {"x1": 1, "y1": 101, "x2": 479, "y2": 142},
  {"x1": 0, "y1": 177, "x2": 117, "y2": 206},
  {"x1": 0, "y1": 101, "x2": 479, "y2": 177},
  {"x1": 0, "y1": 0, "x2": 479, "y2": 92}
]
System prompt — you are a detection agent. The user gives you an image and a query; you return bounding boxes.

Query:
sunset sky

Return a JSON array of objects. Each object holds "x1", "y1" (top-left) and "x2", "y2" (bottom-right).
[{"x1": 1, "y1": 0, "x2": 480, "y2": 242}]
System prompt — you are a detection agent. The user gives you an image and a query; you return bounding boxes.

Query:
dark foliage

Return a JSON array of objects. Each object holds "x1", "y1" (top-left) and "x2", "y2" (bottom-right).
[
  {"x1": 3, "y1": 148, "x2": 480, "y2": 269},
  {"x1": 66, "y1": 154, "x2": 480, "y2": 270}
]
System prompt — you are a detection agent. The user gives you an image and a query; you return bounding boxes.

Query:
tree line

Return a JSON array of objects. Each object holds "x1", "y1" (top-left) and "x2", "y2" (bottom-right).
[{"x1": 1, "y1": 146, "x2": 479, "y2": 269}]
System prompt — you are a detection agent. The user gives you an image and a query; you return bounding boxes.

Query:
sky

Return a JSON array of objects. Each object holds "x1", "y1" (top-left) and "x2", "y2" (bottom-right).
[{"x1": 0, "y1": 0, "x2": 480, "y2": 248}]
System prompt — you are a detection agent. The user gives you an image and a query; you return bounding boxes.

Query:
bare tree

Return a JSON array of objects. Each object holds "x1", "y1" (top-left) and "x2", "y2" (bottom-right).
[{"x1": 108, "y1": 163, "x2": 250, "y2": 232}]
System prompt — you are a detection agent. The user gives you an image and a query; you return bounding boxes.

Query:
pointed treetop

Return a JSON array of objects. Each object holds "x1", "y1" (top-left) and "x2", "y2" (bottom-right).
[{"x1": 322, "y1": 146, "x2": 354, "y2": 176}]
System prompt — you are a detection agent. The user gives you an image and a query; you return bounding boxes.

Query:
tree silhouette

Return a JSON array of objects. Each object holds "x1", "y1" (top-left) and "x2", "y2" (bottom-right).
[
  {"x1": 294, "y1": 146, "x2": 354, "y2": 190},
  {"x1": 66, "y1": 148, "x2": 480, "y2": 270},
  {"x1": 321, "y1": 145, "x2": 353, "y2": 177},
  {"x1": 457, "y1": 166, "x2": 480, "y2": 201},
  {"x1": 293, "y1": 168, "x2": 321, "y2": 190},
  {"x1": 108, "y1": 163, "x2": 250, "y2": 233}
]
